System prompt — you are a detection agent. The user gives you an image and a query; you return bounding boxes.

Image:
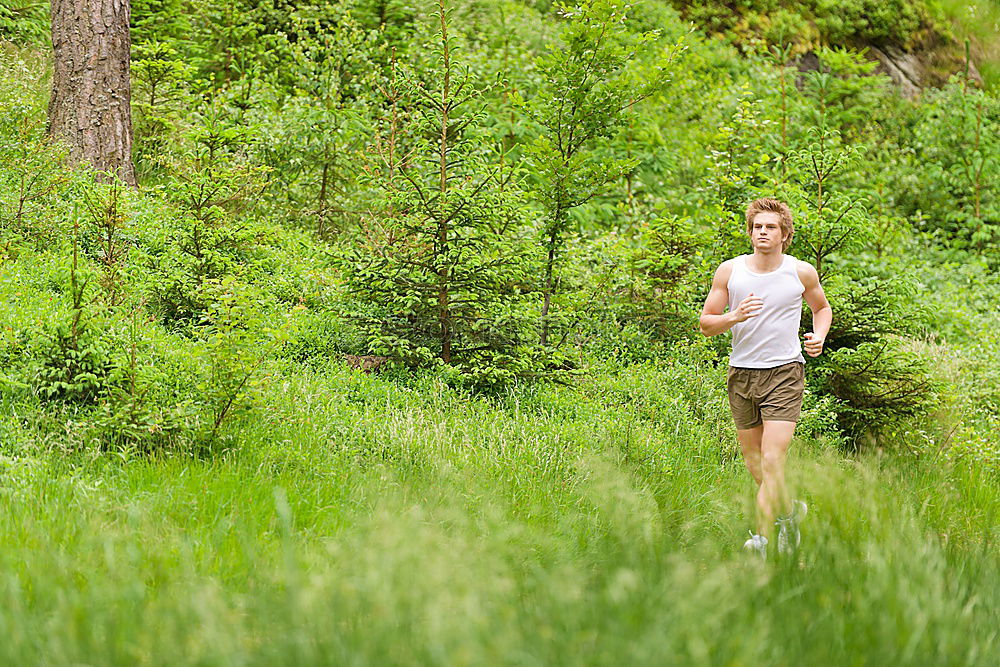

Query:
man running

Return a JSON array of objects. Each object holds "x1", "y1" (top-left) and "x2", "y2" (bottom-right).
[{"x1": 699, "y1": 198, "x2": 832, "y2": 557}]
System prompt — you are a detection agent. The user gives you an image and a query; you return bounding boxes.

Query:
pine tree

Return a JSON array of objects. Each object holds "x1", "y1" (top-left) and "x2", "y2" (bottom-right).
[{"x1": 341, "y1": 0, "x2": 532, "y2": 382}]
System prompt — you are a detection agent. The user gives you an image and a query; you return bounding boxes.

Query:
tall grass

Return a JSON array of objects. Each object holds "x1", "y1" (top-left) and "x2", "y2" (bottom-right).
[{"x1": 2, "y1": 361, "x2": 997, "y2": 665}]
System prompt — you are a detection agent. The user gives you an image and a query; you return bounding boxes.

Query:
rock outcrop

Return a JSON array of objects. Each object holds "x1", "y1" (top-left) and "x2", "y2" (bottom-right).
[
  {"x1": 869, "y1": 45, "x2": 926, "y2": 98},
  {"x1": 794, "y1": 44, "x2": 984, "y2": 99},
  {"x1": 869, "y1": 44, "x2": 983, "y2": 98}
]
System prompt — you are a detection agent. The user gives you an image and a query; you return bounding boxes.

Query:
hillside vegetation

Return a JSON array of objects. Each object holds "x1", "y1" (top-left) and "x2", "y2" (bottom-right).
[
  {"x1": 1, "y1": 1, "x2": 998, "y2": 664},
  {"x1": 669, "y1": 0, "x2": 1000, "y2": 89}
]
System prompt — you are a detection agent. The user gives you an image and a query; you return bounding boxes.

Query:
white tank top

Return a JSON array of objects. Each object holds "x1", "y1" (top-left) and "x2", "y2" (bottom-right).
[{"x1": 727, "y1": 254, "x2": 805, "y2": 368}]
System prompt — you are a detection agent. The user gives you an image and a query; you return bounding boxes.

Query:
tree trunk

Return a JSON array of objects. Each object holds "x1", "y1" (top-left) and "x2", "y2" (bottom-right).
[
  {"x1": 539, "y1": 226, "x2": 558, "y2": 348},
  {"x1": 437, "y1": 0, "x2": 452, "y2": 364},
  {"x1": 48, "y1": 0, "x2": 136, "y2": 187}
]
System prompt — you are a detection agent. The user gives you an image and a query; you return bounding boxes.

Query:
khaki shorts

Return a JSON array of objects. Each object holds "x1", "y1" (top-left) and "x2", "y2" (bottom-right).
[{"x1": 727, "y1": 362, "x2": 805, "y2": 430}]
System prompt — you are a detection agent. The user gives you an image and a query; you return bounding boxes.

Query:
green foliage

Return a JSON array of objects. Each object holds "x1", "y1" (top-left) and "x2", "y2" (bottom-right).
[
  {"x1": 703, "y1": 84, "x2": 775, "y2": 214},
  {"x1": 251, "y1": 8, "x2": 380, "y2": 236},
  {"x1": 339, "y1": 1, "x2": 536, "y2": 384},
  {"x1": 0, "y1": 1, "x2": 48, "y2": 44},
  {"x1": 617, "y1": 211, "x2": 707, "y2": 339},
  {"x1": 351, "y1": 0, "x2": 421, "y2": 48},
  {"x1": 0, "y1": 54, "x2": 69, "y2": 247},
  {"x1": 797, "y1": 46, "x2": 889, "y2": 139},
  {"x1": 31, "y1": 227, "x2": 111, "y2": 404},
  {"x1": 131, "y1": 41, "x2": 197, "y2": 174},
  {"x1": 0, "y1": 360, "x2": 997, "y2": 663},
  {"x1": 0, "y1": 116, "x2": 68, "y2": 246},
  {"x1": 194, "y1": 278, "x2": 291, "y2": 448},
  {"x1": 518, "y1": 0, "x2": 681, "y2": 346},
  {"x1": 807, "y1": 271, "x2": 938, "y2": 444},
  {"x1": 145, "y1": 117, "x2": 272, "y2": 322},
  {"x1": 131, "y1": 0, "x2": 191, "y2": 46},
  {"x1": 811, "y1": 0, "x2": 923, "y2": 45},
  {"x1": 783, "y1": 127, "x2": 870, "y2": 278},
  {"x1": 78, "y1": 178, "x2": 134, "y2": 307},
  {"x1": 818, "y1": 339, "x2": 940, "y2": 443},
  {"x1": 931, "y1": 0, "x2": 1000, "y2": 90},
  {"x1": 911, "y1": 77, "x2": 999, "y2": 253},
  {"x1": 821, "y1": 273, "x2": 923, "y2": 350},
  {"x1": 33, "y1": 318, "x2": 111, "y2": 404},
  {"x1": 672, "y1": 0, "x2": 937, "y2": 50},
  {"x1": 87, "y1": 307, "x2": 193, "y2": 452}
]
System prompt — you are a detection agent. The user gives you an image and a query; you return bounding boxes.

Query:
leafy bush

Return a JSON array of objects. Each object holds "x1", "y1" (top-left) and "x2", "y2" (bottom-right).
[
  {"x1": 143, "y1": 119, "x2": 272, "y2": 322},
  {"x1": 193, "y1": 278, "x2": 293, "y2": 449},
  {"x1": 821, "y1": 273, "x2": 924, "y2": 350},
  {"x1": 610, "y1": 212, "x2": 707, "y2": 341},
  {"x1": 910, "y1": 78, "x2": 999, "y2": 254},
  {"x1": 0, "y1": 1, "x2": 49, "y2": 44},
  {"x1": 0, "y1": 53, "x2": 70, "y2": 247},
  {"x1": 33, "y1": 318, "x2": 111, "y2": 404},
  {"x1": 818, "y1": 339, "x2": 940, "y2": 444},
  {"x1": 672, "y1": 0, "x2": 935, "y2": 50},
  {"x1": 807, "y1": 271, "x2": 937, "y2": 445},
  {"x1": 64, "y1": 322, "x2": 195, "y2": 453},
  {"x1": 131, "y1": 41, "x2": 197, "y2": 175},
  {"x1": 518, "y1": 0, "x2": 680, "y2": 347},
  {"x1": 812, "y1": 0, "x2": 922, "y2": 45},
  {"x1": 31, "y1": 238, "x2": 112, "y2": 405}
]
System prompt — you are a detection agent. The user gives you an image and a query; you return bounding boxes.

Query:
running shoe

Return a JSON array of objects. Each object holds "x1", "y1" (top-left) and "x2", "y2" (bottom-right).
[
  {"x1": 776, "y1": 499, "x2": 808, "y2": 555},
  {"x1": 743, "y1": 531, "x2": 768, "y2": 559}
]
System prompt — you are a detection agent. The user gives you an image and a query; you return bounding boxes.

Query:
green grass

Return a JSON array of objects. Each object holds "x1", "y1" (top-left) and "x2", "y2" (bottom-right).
[{"x1": 2, "y1": 361, "x2": 997, "y2": 665}]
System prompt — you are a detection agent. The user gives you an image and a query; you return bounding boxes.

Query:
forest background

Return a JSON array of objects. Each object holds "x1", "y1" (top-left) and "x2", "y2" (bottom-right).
[{"x1": 0, "y1": 0, "x2": 998, "y2": 664}]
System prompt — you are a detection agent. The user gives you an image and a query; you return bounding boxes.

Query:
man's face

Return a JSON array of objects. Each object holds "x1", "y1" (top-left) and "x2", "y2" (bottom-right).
[{"x1": 750, "y1": 212, "x2": 786, "y2": 251}]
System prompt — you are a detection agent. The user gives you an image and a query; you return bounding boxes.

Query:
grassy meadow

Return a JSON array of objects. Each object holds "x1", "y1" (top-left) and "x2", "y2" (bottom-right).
[{"x1": 2, "y1": 355, "x2": 998, "y2": 665}]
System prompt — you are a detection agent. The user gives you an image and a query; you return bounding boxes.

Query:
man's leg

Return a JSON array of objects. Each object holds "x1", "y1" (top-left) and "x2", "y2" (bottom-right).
[
  {"x1": 736, "y1": 426, "x2": 763, "y2": 484},
  {"x1": 756, "y1": 420, "x2": 796, "y2": 541}
]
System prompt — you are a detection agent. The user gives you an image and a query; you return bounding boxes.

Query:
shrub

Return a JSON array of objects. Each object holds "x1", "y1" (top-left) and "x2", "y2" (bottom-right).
[
  {"x1": 817, "y1": 339, "x2": 940, "y2": 444},
  {"x1": 519, "y1": 0, "x2": 679, "y2": 347},
  {"x1": 338, "y1": 0, "x2": 538, "y2": 385},
  {"x1": 33, "y1": 318, "x2": 111, "y2": 404},
  {"x1": 911, "y1": 78, "x2": 999, "y2": 254},
  {"x1": 193, "y1": 277, "x2": 292, "y2": 449},
  {"x1": 0, "y1": 53, "x2": 70, "y2": 247},
  {"x1": 31, "y1": 233, "x2": 112, "y2": 404},
  {"x1": 143, "y1": 117, "x2": 272, "y2": 322}
]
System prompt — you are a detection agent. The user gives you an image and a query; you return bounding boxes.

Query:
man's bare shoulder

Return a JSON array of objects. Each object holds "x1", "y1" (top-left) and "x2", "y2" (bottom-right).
[
  {"x1": 715, "y1": 257, "x2": 737, "y2": 274},
  {"x1": 792, "y1": 257, "x2": 820, "y2": 285}
]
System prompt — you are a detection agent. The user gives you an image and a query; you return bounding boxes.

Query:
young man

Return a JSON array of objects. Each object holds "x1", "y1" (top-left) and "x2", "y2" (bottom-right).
[{"x1": 699, "y1": 198, "x2": 832, "y2": 557}]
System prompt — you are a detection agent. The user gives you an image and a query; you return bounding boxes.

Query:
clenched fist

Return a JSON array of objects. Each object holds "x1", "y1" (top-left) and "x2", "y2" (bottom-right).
[
  {"x1": 733, "y1": 292, "x2": 763, "y2": 323},
  {"x1": 803, "y1": 332, "x2": 825, "y2": 357}
]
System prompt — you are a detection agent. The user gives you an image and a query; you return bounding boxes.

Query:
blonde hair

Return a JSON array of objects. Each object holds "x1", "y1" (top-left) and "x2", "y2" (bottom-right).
[{"x1": 745, "y1": 198, "x2": 794, "y2": 251}]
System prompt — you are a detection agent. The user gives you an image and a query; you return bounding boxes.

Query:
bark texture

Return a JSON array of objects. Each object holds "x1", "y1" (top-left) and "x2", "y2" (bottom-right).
[{"x1": 48, "y1": 0, "x2": 136, "y2": 186}]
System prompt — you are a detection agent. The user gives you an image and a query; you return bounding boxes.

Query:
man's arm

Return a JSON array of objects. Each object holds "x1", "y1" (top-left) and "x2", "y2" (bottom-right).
[
  {"x1": 798, "y1": 261, "x2": 832, "y2": 357},
  {"x1": 699, "y1": 261, "x2": 762, "y2": 336}
]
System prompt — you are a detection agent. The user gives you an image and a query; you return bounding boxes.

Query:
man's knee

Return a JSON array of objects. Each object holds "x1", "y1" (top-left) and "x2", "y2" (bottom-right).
[{"x1": 760, "y1": 448, "x2": 786, "y2": 473}]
